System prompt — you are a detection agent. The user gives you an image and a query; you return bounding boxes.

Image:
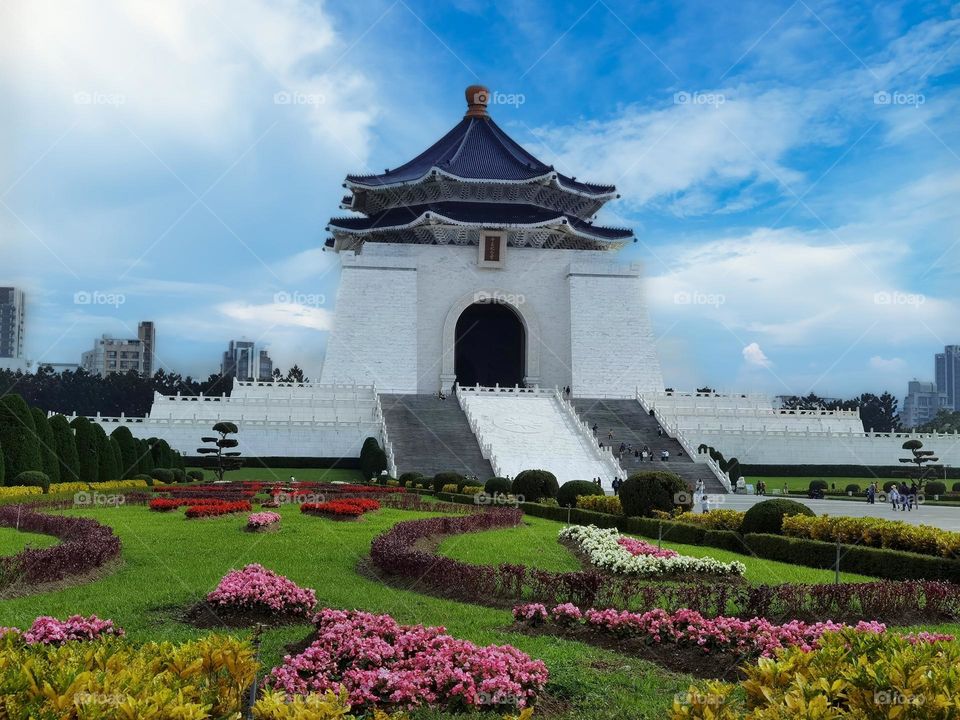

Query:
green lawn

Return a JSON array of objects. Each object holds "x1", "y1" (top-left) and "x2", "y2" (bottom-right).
[
  {"x1": 0, "y1": 503, "x2": 697, "y2": 720},
  {"x1": 0, "y1": 526, "x2": 58, "y2": 554},
  {"x1": 436, "y1": 515, "x2": 874, "y2": 585},
  {"x1": 746, "y1": 476, "x2": 913, "y2": 493},
  {"x1": 187, "y1": 466, "x2": 363, "y2": 483}
]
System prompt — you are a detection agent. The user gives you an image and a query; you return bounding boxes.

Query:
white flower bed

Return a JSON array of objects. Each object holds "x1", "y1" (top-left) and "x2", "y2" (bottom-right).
[{"x1": 559, "y1": 525, "x2": 746, "y2": 578}]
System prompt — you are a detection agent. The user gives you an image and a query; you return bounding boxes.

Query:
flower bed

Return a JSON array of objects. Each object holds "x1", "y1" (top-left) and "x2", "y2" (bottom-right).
[
  {"x1": 667, "y1": 509, "x2": 746, "y2": 532},
  {"x1": 17, "y1": 614, "x2": 124, "y2": 645},
  {"x1": 184, "y1": 500, "x2": 252, "y2": 518},
  {"x1": 560, "y1": 525, "x2": 746, "y2": 578},
  {"x1": 265, "y1": 608, "x2": 548, "y2": 711},
  {"x1": 301, "y1": 498, "x2": 380, "y2": 518},
  {"x1": 673, "y1": 630, "x2": 960, "y2": 719},
  {"x1": 511, "y1": 603, "x2": 904, "y2": 658},
  {"x1": 206, "y1": 564, "x2": 316, "y2": 618},
  {"x1": 618, "y1": 536, "x2": 679, "y2": 559},
  {"x1": 0, "y1": 505, "x2": 121, "y2": 591},
  {"x1": 782, "y1": 513, "x2": 960, "y2": 558},
  {"x1": 247, "y1": 511, "x2": 281, "y2": 530}
]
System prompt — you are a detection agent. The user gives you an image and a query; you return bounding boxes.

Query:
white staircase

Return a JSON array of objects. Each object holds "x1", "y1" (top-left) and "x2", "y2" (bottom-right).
[{"x1": 457, "y1": 386, "x2": 624, "y2": 491}]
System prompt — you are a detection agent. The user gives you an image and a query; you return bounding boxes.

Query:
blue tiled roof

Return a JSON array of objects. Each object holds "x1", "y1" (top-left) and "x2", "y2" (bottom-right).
[
  {"x1": 328, "y1": 202, "x2": 632, "y2": 241},
  {"x1": 346, "y1": 117, "x2": 615, "y2": 197}
]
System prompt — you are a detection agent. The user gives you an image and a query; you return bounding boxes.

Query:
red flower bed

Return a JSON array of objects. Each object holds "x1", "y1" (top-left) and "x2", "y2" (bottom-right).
[
  {"x1": 184, "y1": 500, "x2": 251, "y2": 518},
  {"x1": 301, "y1": 498, "x2": 381, "y2": 518},
  {"x1": 149, "y1": 497, "x2": 226, "y2": 512}
]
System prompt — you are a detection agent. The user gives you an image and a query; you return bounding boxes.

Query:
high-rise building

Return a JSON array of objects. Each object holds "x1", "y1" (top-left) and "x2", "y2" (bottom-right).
[
  {"x1": 0, "y1": 287, "x2": 25, "y2": 360},
  {"x1": 902, "y1": 380, "x2": 950, "y2": 429},
  {"x1": 80, "y1": 321, "x2": 156, "y2": 377},
  {"x1": 936, "y1": 345, "x2": 960, "y2": 411},
  {"x1": 222, "y1": 340, "x2": 273, "y2": 381}
]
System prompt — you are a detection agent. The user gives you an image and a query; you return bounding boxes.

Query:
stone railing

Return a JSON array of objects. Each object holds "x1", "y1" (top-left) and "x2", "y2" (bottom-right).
[
  {"x1": 373, "y1": 391, "x2": 398, "y2": 479},
  {"x1": 455, "y1": 385, "x2": 504, "y2": 477},
  {"x1": 553, "y1": 387, "x2": 626, "y2": 486},
  {"x1": 637, "y1": 391, "x2": 732, "y2": 492},
  {"x1": 73, "y1": 413, "x2": 380, "y2": 429}
]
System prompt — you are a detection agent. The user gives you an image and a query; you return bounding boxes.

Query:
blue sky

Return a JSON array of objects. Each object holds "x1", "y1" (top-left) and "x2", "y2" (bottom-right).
[{"x1": 2, "y1": 0, "x2": 958, "y2": 399}]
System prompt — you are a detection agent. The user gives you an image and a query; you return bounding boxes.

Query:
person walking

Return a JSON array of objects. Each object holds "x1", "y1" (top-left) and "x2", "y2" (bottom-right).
[
  {"x1": 889, "y1": 485, "x2": 900, "y2": 511},
  {"x1": 612, "y1": 477, "x2": 622, "y2": 495},
  {"x1": 866, "y1": 483, "x2": 875, "y2": 504},
  {"x1": 592, "y1": 423, "x2": 598, "y2": 437}
]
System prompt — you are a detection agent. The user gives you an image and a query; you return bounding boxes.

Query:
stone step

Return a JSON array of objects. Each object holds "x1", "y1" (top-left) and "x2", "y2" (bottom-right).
[
  {"x1": 379, "y1": 394, "x2": 494, "y2": 481},
  {"x1": 573, "y1": 398, "x2": 729, "y2": 494}
]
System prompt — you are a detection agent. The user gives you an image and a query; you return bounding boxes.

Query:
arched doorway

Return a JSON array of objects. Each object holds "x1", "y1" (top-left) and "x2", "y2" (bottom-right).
[{"x1": 454, "y1": 302, "x2": 525, "y2": 387}]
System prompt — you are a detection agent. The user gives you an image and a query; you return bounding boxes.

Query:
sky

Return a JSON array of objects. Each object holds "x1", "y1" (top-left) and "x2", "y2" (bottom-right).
[{"x1": 1, "y1": 0, "x2": 958, "y2": 399}]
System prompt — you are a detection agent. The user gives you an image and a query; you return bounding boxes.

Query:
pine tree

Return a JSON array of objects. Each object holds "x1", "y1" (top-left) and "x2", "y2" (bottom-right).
[
  {"x1": 93, "y1": 424, "x2": 118, "y2": 482},
  {"x1": 30, "y1": 407, "x2": 61, "y2": 484},
  {"x1": 49, "y1": 415, "x2": 80, "y2": 483},
  {"x1": 110, "y1": 437, "x2": 123, "y2": 479},
  {"x1": 70, "y1": 416, "x2": 100, "y2": 484},
  {"x1": 110, "y1": 426, "x2": 139, "y2": 479},
  {"x1": 0, "y1": 394, "x2": 42, "y2": 480}
]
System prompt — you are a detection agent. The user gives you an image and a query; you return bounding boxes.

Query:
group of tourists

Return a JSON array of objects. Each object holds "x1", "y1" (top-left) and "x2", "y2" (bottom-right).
[
  {"x1": 885, "y1": 482, "x2": 921, "y2": 511},
  {"x1": 592, "y1": 425, "x2": 679, "y2": 464}
]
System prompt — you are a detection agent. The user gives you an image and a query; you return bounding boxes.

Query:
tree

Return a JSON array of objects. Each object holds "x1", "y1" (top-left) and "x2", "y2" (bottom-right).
[
  {"x1": 0, "y1": 441, "x2": 4, "y2": 486},
  {"x1": 49, "y1": 414, "x2": 80, "y2": 483},
  {"x1": 110, "y1": 437, "x2": 124, "y2": 479},
  {"x1": 93, "y1": 424, "x2": 119, "y2": 482},
  {"x1": 900, "y1": 439, "x2": 939, "y2": 487},
  {"x1": 917, "y1": 410, "x2": 960, "y2": 434},
  {"x1": 858, "y1": 392, "x2": 900, "y2": 432},
  {"x1": 110, "y1": 426, "x2": 139, "y2": 479},
  {"x1": 137, "y1": 439, "x2": 155, "y2": 474},
  {"x1": 196, "y1": 421, "x2": 241, "y2": 482},
  {"x1": 30, "y1": 407, "x2": 61, "y2": 484},
  {"x1": 0, "y1": 394, "x2": 42, "y2": 481},
  {"x1": 283, "y1": 365, "x2": 307, "y2": 383},
  {"x1": 70, "y1": 416, "x2": 100, "y2": 484}
]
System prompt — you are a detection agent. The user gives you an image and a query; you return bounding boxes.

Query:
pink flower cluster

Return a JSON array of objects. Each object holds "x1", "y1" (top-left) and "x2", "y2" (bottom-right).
[
  {"x1": 20, "y1": 615, "x2": 124, "y2": 645},
  {"x1": 266, "y1": 608, "x2": 548, "y2": 710},
  {"x1": 207, "y1": 564, "x2": 316, "y2": 617},
  {"x1": 247, "y1": 511, "x2": 282, "y2": 529},
  {"x1": 514, "y1": 604, "x2": 896, "y2": 657},
  {"x1": 616, "y1": 536, "x2": 679, "y2": 559},
  {"x1": 903, "y1": 631, "x2": 955, "y2": 644}
]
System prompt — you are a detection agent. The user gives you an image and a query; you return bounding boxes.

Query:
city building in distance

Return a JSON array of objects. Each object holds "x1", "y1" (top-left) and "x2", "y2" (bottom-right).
[
  {"x1": 80, "y1": 321, "x2": 156, "y2": 377},
  {"x1": 0, "y1": 287, "x2": 26, "y2": 370},
  {"x1": 936, "y1": 345, "x2": 960, "y2": 411},
  {"x1": 221, "y1": 340, "x2": 273, "y2": 381},
  {"x1": 901, "y1": 380, "x2": 950, "y2": 429}
]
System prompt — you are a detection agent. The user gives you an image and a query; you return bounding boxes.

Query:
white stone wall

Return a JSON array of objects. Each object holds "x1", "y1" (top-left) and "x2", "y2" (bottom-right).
[
  {"x1": 319, "y1": 250, "x2": 420, "y2": 392},
  {"x1": 319, "y1": 243, "x2": 663, "y2": 396},
  {"x1": 569, "y1": 259, "x2": 663, "y2": 397}
]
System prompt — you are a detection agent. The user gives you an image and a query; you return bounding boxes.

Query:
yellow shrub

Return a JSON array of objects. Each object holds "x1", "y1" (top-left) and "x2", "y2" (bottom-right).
[
  {"x1": 0, "y1": 632, "x2": 256, "y2": 719},
  {"x1": 91, "y1": 479, "x2": 149, "y2": 491},
  {"x1": 0, "y1": 486, "x2": 43, "y2": 498},
  {"x1": 673, "y1": 630, "x2": 960, "y2": 719},
  {"x1": 461, "y1": 485, "x2": 484, "y2": 495},
  {"x1": 254, "y1": 689, "x2": 410, "y2": 719},
  {"x1": 672, "y1": 509, "x2": 745, "y2": 532},
  {"x1": 576, "y1": 494, "x2": 623, "y2": 515},
  {"x1": 781, "y1": 513, "x2": 959, "y2": 558},
  {"x1": 48, "y1": 481, "x2": 90, "y2": 495},
  {"x1": 441, "y1": 483, "x2": 459, "y2": 494}
]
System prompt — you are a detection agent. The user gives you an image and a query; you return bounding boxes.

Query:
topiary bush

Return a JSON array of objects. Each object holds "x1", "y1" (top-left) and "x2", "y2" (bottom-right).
[
  {"x1": 377, "y1": 475, "x2": 397, "y2": 486},
  {"x1": 619, "y1": 471, "x2": 687, "y2": 517},
  {"x1": 741, "y1": 498, "x2": 814, "y2": 535},
  {"x1": 13, "y1": 471, "x2": 50, "y2": 493},
  {"x1": 359, "y1": 437, "x2": 387, "y2": 480},
  {"x1": 150, "y1": 468, "x2": 174, "y2": 485},
  {"x1": 432, "y1": 472, "x2": 466, "y2": 494},
  {"x1": 808, "y1": 479, "x2": 828, "y2": 492},
  {"x1": 556, "y1": 480, "x2": 604, "y2": 508},
  {"x1": 511, "y1": 470, "x2": 559, "y2": 503},
  {"x1": 844, "y1": 483, "x2": 861, "y2": 494},
  {"x1": 882, "y1": 480, "x2": 898, "y2": 492},
  {"x1": 171, "y1": 468, "x2": 186, "y2": 483},
  {"x1": 926, "y1": 481, "x2": 946, "y2": 496},
  {"x1": 186, "y1": 470, "x2": 203, "y2": 482},
  {"x1": 953, "y1": 482, "x2": 960, "y2": 493},
  {"x1": 398, "y1": 472, "x2": 422, "y2": 488},
  {"x1": 0, "y1": 394, "x2": 41, "y2": 481},
  {"x1": 484, "y1": 477, "x2": 512, "y2": 495},
  {"x1": 132, "y1": 473, "x2": 154, "y2": 485}
]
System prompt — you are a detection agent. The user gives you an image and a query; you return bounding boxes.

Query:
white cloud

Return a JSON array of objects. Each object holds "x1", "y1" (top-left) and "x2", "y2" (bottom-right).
[
  {"x1": 869, "y1": 356, "x2": 908, "y2": 372},
  {"x1": 742, "y1": 342, "x2": 772, "y2": 368},
  {"x1": 217, "y1": 301, "x2": 332, "y2": 331}
]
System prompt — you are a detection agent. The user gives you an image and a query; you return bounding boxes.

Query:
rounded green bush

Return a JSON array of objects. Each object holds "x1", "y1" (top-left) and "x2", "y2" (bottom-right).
[
  {"x1": 557, "y1": 480, "x2": 604, "y2": 508},
  {"x1": 484, "y1": 477, "x2": 512, "y2": 495},
  {"x1": 619, "y1": 471, "x2": 687, "y2": 517},
  {"x1": 398, "y1": 472, "x2": 423, "y2": 488},
  {"x1": 377, "y1": 475, "x2": 397, "y2": 486},
  {"x1": 741, "y1": 498, "x2": 815, "y2": 535},
  {"x1": 187, "y1": 470, "x2": 204, "y2": 482},
  {"x1": 953, "y1": 482, "x2": 960, "y2": 493},
  {"x1": 882, "y1": 480, "x2": 898, "y2": 492},
  {"x1": 844, "y1": 483, "x2": 861, "y2": 493},
  {"x1": 171, "y1": 468, "x2": 186, "y2": 483},
  {"x1": 13, "y1": 470, "x2": 50, "y2": 493},
  {"x1": 926, "y1": 481, "x2": 946, "y2": 496},
  {"x1": 150, "y1": 468, "x2": 175, "y2": 484},
  {"x1": 432, "y1": 472, "x2": 466, "y2": 494},
  {"x1": 808, "y1": 480, "x2": 828, "y2": 492},
  {"x1": 511, "y1": 469, "x2": 559, "y2": 503}
]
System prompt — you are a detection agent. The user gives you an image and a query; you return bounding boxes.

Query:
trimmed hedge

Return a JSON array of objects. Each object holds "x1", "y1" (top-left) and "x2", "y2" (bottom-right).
[
  {"x1": 844, "y1": 483, "x2": 861, "y2": 493},
  {"x1": 511, "y1": 470, "x2": 559, "y2": 503},
  {"x1": 12, "y1": 471, "x2": 50, "y2": 493},
  {"x1": 359, "y1": 437, "x2": 387, "y2": 480},
  {"x1": 742, "y1": 463, "x2": 960, "y2": 479},
  {"x1": 433, "y1": 472, "x2": 467, "y2": 494},
  {"x1": 619, "y1": 470, "x2": 686, "y2": 517},
  {"x1": 484, "y1": 477, "x2": 512, "y2": 495},
  {"x1": 556, "y1": 480, "x2": 604, "y2": 508},
  {"x1": 150, "y1": 468, "x2": 174, "y2": 484},
  {"x1": 0, "y1": 394, "x2": 41, "y2": 481},
  {"x1": 808, "y1": 480, "x2": 828, "y2": 492},
  {"x1": 187, "y1": 470, "x2": 204, "y2": 481},
  {"x1": 927, "y1": 481, "x2": 947, "y2": 496},
  {"x1": 30, "y1": 408, "x2": 60, "y2": 484},
  {"x1": 741, "y1": 498, "x2": 814, "y2": 535},
  {"x1": 398, "y1": 472, "x2": 423, "y2": 488}
]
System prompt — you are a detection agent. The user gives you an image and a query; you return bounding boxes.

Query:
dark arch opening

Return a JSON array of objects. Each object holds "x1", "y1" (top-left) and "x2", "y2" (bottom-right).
[{"x1": 454, "y1": 302, "x2": 525, "y2": 387}]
